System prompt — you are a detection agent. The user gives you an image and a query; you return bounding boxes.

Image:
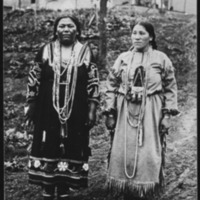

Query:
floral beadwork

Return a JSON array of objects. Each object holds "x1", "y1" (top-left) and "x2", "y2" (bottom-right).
[
  {"x1": 34, "y1": 160, "x2": 41, "y2": 168},
  {"x1": 82, "y1": 163, "x2": 89, "y2": 171},
  {"x1": 57, "y1": 161, "x2": 68, "y2": 172},
  {"x1": 28, "y1": 160, "x2": 32, "y2": 168}
]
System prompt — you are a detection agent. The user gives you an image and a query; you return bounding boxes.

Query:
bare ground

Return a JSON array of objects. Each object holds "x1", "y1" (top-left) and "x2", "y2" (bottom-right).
[{"x1": 4, "y1": 80, "x2": 197, "y2": 200}]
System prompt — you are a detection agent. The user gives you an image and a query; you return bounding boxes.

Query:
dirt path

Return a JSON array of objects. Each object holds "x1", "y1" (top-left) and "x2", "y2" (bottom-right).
[{"x1": 162, "y1": 95, "x2": 197, "y2": 200}]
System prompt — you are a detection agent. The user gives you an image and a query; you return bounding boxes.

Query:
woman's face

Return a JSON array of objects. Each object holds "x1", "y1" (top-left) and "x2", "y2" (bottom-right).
[
  {"x1": 56, "y1": 18, "x2": 78, "y2": 45},
  {"x1": 131, "y1": 24, "x2": 152, "y2": 51}
]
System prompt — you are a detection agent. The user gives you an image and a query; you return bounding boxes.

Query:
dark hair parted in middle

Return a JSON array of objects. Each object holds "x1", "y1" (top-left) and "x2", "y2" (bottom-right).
[
  {"x1": 131, "y1": 19, "x2": 157, "y2": 49},
  {"x1": 53, "y1": 14, "x2": 81, "y2": 41}
]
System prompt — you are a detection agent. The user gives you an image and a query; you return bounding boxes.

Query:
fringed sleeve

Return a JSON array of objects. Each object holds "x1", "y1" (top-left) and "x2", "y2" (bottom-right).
[
  {"x1": 84, "y1": 45, "x2": 100, "y2": 105},
  {"x1": 26, "y1": 45, "x2": 46, "y2": 104},
  {"x1": 103, "y1": 54, "x2": 123, "y2": 116},
  {"x1": 162, "y1": 56, "x2": 181, "y2": 116}
]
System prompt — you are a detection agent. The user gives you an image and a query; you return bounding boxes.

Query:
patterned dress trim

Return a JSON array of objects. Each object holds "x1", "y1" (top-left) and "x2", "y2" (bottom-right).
[
  {"x1": 26, "y1": 62, "x2": 42, "y2": 102},
  {"x1": 29, "y1": 156, "x2": 88, "y2": 164},
  {"x1": 26, "y1": 41, "x2": 100, "y2": 105},
  {"x1": 28, "y1": 157, "x2": 89, "y2": 188}
]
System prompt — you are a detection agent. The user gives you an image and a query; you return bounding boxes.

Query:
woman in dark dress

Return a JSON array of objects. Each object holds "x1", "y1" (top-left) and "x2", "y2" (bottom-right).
[{"x1": 25, "y1": 15, "x2": 99, "y2": 200}]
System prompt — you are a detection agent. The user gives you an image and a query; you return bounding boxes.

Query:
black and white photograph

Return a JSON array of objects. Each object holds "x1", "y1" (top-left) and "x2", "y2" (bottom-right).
[{"x1": 4, "y1": 0, "x2": 197, "y2": 200}]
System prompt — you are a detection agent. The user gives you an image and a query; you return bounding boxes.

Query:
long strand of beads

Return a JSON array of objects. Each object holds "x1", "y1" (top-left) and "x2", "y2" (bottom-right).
[
  {"x1": 53, "y1": 42, "x2": 74, "y2": 114},
  {"x1": 52, "y1": 42, "x2": 78, "y2": 124},
  {"x1": 58, "y1": 66, "x2": 77, "y2": 124},
  {"x1": 63, "y1": 65, "x2": 77, "y2": 121},
  {"x1": 124, "y1": 50, "x2": 152, "y2": 178},
  {"x1": 124, "y1": 53, "x2": 138, "y2": 178},
  {"x1": 52, "y1": 40, "x2": 75, "y2": 77},
  {"x1": 58, "y1": 63, "x2": 77, "y2": 124}
]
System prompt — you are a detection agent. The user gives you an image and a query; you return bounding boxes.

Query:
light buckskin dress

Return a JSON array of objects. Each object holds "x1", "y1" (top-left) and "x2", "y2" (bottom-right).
[{"x1": 104, "y1": 46, "x2": 180, "y2": 198}]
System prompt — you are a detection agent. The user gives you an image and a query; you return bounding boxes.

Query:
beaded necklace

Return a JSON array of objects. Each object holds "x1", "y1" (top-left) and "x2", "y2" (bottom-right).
[
  {"x1": 124, "y1": 47, "x2": 152, "y2": 179},
  {"x1": 52, "y1": 40, "x2": 77, "y2": 125}
]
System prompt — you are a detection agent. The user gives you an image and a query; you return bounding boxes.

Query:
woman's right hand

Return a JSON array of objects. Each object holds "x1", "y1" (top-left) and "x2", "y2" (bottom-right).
[
  {"x1": 24, "y1": 102, "x2": 36, "y2": 126},
  {"x1": 105, "y1": 114, "x2": 116, "y2": 130}
]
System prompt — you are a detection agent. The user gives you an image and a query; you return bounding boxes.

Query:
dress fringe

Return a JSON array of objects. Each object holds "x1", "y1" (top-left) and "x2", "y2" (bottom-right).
[
  {"x1": 107, "y1": 177, "x2": 163, "y2": 198},
  {"x1": 106, "y1": 134, "x2": 166, "y2": 199}
]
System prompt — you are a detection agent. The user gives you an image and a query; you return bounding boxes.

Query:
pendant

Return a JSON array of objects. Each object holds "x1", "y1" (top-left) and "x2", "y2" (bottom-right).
[
  {"x1": 60, "y1": 125, "x2": 65, "y2": 138},
  {"x1": 41, "y1": 130, "x2": 46, "y2": 153},
  {"x1": 60, "y1": 125, "x2": 66, "y2": 156},
  {"x1": 60, "y1": 142, "x2": 65, "y2": 156},
  {"x1": 60, "y1": 123, "x2": 68, "y2": 138},
  {"x1": 64, "y1": 122, "x2": 68, "y2": 138},
  {"x1": 42, "y1": 131, "x2": 46, "y2": 142},
  {"x1": 138, "y1": 126, "x2": 143, "y2": 147}
]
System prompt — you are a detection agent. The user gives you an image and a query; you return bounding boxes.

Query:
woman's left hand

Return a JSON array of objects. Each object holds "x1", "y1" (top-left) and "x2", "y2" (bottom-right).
[
  {"x1": 87, "y1": 102, "x2": 97, "y2": 129},
  {"x1": 160, "y1": 116, "x2": 171, "y2": 134},
  {"x1": 88, "y1": 110, "x2": 96, "y2": 129}
]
